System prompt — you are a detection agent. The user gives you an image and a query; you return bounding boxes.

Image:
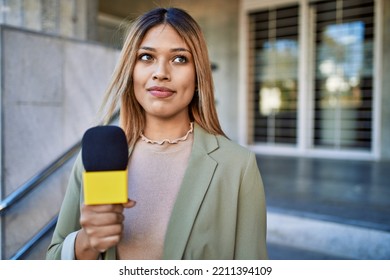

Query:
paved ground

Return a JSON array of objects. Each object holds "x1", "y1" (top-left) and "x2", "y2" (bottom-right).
[
  {"x1": 256, "y1": 154, "x2": 390, "y2": 259},
  {"x1": 267, "y1": 242, "x2": 349, "y2": 260}
]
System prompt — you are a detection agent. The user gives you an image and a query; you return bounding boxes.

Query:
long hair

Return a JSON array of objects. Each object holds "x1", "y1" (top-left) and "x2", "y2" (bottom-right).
[{"x1": 99, "y1": 7, "x2": 226, "y2": 146}]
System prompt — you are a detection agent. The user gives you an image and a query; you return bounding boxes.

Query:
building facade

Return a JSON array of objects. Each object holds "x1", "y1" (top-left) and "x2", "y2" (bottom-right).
[
  {"x1": 239, "y1": 0, "x2": 389, "y2": 160},
  {"x1": 2, "y1": 0, "x2": 388, "y2": 160}
]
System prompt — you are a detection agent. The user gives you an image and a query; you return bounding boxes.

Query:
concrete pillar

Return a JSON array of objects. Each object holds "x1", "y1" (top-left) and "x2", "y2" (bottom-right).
[
  {"x1": 23, "y1": 0, "x2": 42, "y2": 31},
  {"x1": 4, "y1": 0, "x2": 22, "y2": 27},
  {"x1": 41, "y1": 0, "x2": 60, "y2": 35},
  {"x1": 0, "y1": 0, "x2": 4, "y2": 24},
  {"x1": 86, "y1": 0, "x2": 98, "y2": 41},
  {"x1": 59, "y1": 0, "x2": 75, "y2": 38},
  {"x1": 74, "y1": 0, "x2": 87, "y2": 39}
]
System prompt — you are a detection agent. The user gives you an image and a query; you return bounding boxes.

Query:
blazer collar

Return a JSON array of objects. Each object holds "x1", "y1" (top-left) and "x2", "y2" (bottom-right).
[{"x1": 162, "y1": 123, "x2": 219, "y2": 259}]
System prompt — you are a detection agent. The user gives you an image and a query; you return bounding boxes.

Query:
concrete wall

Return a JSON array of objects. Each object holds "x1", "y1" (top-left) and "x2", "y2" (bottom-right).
[
  {"x1": 0, "y1": 26, "x2": 119, "y2": 259},
  {"x1": 0, "y1": 0, "x2": 98, "y2": 41},
  {"x1": 381, "y1": 0, "x2": 390, "y2": 159},
  {"x1": 99, "y1": 0, "x2": 241, "y2": 141}
]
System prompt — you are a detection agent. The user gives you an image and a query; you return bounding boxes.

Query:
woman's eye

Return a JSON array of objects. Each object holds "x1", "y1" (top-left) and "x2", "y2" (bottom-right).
[
  {"x1": 173, "y1": 56, "x2": 187, "y2": 63},
  {"x1": 139, "y1": 54, "x2": 153, "y2": 61}
]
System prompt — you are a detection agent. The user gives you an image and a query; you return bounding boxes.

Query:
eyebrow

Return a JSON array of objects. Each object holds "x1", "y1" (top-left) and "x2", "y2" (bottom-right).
[{"x1": 139, "y1": 46, "x2": 191, "y2": 53}]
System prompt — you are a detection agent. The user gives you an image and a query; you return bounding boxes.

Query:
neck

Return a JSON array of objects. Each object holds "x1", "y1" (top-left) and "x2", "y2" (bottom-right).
[{"x1": 143, "y1": 117, "x2": 192, "y2": 141}]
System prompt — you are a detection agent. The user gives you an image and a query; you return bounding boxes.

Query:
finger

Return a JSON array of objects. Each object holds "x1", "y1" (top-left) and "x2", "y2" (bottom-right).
[
  {"x1": 83, "y1": 203, "x2": 125, "y2": 214},
  {"x1": 94, "y1": 212, "x2": 125, "y2": 226},
  {"x1": 83, "y1": 223, "x2": 124, "y2": 239},
  {"x1": 81, "y1": 211, "x2": 125, "y2": 228},
  {"x1": 90, "y1": 234, "x2": 122, "y2": 253},
  {"x1": 123, "y1": 198, "x2": 136, "y2": 208}
]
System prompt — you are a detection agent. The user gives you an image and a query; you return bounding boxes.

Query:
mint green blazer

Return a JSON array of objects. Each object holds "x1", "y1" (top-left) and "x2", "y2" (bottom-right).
[{"x1": 47, "y1": 124, "x2": 268, "y2": 260}]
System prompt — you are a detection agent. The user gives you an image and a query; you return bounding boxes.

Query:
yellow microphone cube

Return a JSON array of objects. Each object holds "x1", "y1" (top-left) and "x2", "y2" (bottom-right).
[{"x1": 83, "y1": 170, "x2": 128, "y2": 205}]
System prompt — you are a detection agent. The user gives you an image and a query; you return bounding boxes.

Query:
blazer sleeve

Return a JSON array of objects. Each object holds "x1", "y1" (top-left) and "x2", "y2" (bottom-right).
[
  {"x1": 234, "y1": 152, "x2": 268, "y2": 259},
  {"x1": 46, "y1": 152, "x2": 84, "y2": 259}
]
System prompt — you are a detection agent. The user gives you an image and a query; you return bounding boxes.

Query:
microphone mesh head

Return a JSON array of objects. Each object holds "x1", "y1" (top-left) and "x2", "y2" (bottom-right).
[{"x1": 81, "y1": 126, "x2": 128, "y2": 171}]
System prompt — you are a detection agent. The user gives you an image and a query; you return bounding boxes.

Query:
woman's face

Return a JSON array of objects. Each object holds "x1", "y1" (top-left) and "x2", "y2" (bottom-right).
[{"x1": 133, "y1": 24, "x2": 196, "y2": 123}]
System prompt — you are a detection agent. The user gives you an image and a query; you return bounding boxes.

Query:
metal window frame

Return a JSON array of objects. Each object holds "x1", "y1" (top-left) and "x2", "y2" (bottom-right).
[{"x1": 239, "y1": 0, "x2": 382, "y2": 160}]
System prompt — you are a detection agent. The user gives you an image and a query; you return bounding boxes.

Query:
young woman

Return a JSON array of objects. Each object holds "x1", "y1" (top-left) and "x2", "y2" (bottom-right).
[{"x1": 47, "y1": 7, "x2": 268, "y2": 260}]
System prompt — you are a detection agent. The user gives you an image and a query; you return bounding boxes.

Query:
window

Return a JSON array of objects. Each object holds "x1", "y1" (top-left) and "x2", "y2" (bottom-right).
[
  {"x1": 248, "y1": 5, "x2": 299, "y2": 145},
  {"x1": 245, "y1": 0, "x2": 376, "y2": 155},
  {"x1": 312, "y1": 0, "x2": 374, "y2": 150}
]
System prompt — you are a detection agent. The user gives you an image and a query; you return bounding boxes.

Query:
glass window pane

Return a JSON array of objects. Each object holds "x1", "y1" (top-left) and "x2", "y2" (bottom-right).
[
  {"x1": 313, "y1": 0, "x2": 374, "y2": 150},
  {"x1": 249, "y1": 5, "x2": 299, "y2": 145}
]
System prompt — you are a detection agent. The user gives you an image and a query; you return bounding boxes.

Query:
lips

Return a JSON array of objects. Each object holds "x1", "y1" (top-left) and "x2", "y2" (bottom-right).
[{"x1": 147, "y1": 86, "x2": 175, "y2": 98}]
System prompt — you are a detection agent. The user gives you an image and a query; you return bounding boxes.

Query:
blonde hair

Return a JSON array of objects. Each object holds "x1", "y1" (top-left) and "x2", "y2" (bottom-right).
[{"x1": 99, "y1": 7, "x2": 225, "y2": 146}]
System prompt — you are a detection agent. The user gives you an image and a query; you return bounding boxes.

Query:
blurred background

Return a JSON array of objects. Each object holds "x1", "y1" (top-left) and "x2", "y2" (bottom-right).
[{"x1": 0, "y1": 0, "x2": 389, "y2": 260}]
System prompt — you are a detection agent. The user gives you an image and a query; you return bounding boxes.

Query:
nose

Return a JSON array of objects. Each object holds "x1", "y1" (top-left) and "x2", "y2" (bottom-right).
[{"x1": 152, "y1": 61, "x2": 170, "y2": 81}]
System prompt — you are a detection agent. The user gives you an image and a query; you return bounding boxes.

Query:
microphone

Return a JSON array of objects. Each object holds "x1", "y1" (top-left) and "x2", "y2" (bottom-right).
[{"x1": 81, "y1": 125, "x2": 129, "y2": 205}]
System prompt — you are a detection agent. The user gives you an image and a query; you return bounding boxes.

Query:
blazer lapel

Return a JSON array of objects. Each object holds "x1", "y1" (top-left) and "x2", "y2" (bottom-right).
[{"x1": 163, "y1": 124, "x2": 219, "y2": 259}]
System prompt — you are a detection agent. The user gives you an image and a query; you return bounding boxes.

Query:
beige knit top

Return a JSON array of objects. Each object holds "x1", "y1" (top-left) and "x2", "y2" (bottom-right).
[{"x1": 117, "y1": 124, "x2": 194, "y2": 259}]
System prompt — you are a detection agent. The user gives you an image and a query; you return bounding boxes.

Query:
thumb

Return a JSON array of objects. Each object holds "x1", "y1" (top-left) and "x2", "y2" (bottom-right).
[{"x1": 123, "y1": 198, "x2": 136, "y2": 208}]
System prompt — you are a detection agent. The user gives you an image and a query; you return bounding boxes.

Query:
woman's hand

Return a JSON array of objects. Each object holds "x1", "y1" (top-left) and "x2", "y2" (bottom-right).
[{"x1": 75, "y1": 199, "x2": 136, "y2": 259}]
